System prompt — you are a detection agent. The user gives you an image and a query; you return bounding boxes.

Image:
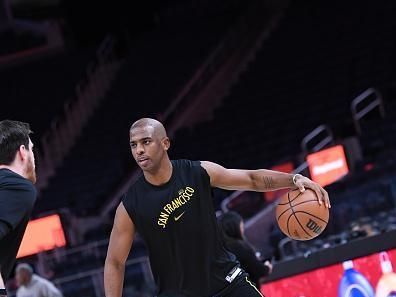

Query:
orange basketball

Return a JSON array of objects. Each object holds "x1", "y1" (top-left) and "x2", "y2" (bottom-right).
[{"x1": 275, "y1": 188, "x2": 329, "y2": 241}]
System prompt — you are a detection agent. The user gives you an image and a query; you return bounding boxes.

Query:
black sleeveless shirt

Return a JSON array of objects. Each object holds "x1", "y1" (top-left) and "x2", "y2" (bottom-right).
[{"x1": 122, "y1": 159, "x2": 238, "y2": 297}]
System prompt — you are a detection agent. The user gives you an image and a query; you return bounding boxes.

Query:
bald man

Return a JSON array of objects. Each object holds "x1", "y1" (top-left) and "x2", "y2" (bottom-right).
[
  {"x1": 15, "y1": 263, "x2": 63, "y2": 297},
  {"x1": 104, "y1": 118, "x2": 330, "y2": 297}
]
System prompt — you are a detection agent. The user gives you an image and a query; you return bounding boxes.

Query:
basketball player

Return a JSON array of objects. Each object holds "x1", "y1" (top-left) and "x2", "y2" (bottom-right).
[
  {"x1": 104, "y1": 118, "x2": 330, "y2": 297},
  {"x1": 0, "y1": 120, "x2": 37, "y2": 296}
]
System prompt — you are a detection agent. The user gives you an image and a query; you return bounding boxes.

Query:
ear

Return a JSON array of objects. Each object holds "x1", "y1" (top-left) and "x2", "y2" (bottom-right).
[
  {"x1": 18, "y1": 145, "x2": 28, "y2": 161},
  {"x1": 162, "y1": 137, "x2": 170, "y2": 151}
]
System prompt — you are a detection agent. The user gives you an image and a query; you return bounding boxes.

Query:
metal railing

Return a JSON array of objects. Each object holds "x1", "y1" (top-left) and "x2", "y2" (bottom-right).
[
  {"x1": 223, "y1": 88, "x2": 386, "y2": 215},
  {"x1": 8, "y1": 256, "x2": 153, "y2": 297},
  {"x1": 301, "y1": 124, "x2": 334, "y2": 154},
  {"x1": 351, "y1": 88, "x2": 385, "y2": 135}
]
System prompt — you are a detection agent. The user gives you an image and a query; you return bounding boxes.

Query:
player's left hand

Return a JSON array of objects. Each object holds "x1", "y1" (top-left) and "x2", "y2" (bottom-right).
[{"x1": 293, "y1": 174, "x2": 331, "y2": 208}]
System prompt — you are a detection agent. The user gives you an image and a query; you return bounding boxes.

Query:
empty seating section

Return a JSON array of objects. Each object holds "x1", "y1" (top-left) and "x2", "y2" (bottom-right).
[
  {"x1": 0, "y1": 49, "x2": 94, "y2": 138},
  {"x1": 173, "y1": 0, "x2": 396, "y2": 170}
]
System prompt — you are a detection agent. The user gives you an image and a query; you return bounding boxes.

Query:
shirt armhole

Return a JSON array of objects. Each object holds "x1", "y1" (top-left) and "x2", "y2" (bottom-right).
[
  {"x1": 121, "y1": 194, "x2": 137, "y2": 226},
  {"x1": 196, "y1": 160, "x2": 211, "y2": 186}
]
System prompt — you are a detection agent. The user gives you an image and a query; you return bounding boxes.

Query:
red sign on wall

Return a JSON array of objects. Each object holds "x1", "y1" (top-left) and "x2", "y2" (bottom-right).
[
  {"x1": 307, "y1": 145, "x2": 349, "y2": 187},
  {"x1": 17, "y1": 214, "x2": 66, "y2": 258}
]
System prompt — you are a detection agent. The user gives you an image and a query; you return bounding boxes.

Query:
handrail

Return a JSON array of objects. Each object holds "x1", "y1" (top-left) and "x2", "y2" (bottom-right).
[
  {"x1": 292, "y1": 162, "x2": 309, "y2": 175},
  {"x1": 51, "y1": 238, "x2": 109, "y2": 257},
  {"x1": 351, "y1": 88, "x2": 385, "y2": 135},
  {"x1": 53, "y1": 256, "x2": 149, "y2": 285},
  {"x1": 278, "y1": 236, "x2": 298, "y2": 259},
  {"x1": 8, "y1": 256, "x2": 152, "y2": 297},
  {"x1": 301, "y1": 124, "x2": 334, "y2": 154},
  {"x1": 221, "y1": 190, "x2": 244, "y2": 213}
]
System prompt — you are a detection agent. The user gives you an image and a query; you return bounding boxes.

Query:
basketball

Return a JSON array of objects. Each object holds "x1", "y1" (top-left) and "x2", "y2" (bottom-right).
[{"x1": 276, "y1": 188, "x2": 329, "y2": 241}]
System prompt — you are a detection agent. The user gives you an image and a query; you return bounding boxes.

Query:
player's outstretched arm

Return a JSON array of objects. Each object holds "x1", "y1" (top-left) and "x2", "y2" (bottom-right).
[
  {"x1": 104, "y1": 203, "x2": 135, "y2": 297},
  {"x1": 200, "y1": 161, "x2": 330, "y2": 208}
]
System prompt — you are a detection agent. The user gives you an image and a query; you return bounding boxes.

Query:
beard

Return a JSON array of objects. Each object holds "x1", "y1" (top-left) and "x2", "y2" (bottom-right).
[{"x1": 25, "y1": 154, "x2": 37, "y2": 184}]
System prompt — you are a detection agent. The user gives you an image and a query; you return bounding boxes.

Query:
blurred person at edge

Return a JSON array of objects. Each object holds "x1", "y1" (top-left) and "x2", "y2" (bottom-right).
[
  {"x1": 0, "y1": 120, "x2": 37, "y2": 297},
  {"x1": 15, "y1": 264, "x2": 63, "y2": 297}
]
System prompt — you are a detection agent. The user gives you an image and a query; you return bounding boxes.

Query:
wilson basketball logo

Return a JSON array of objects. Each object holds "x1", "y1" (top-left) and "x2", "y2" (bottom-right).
[{"x1": 306, "y1": 219, "x2": 322, "y2": 234}]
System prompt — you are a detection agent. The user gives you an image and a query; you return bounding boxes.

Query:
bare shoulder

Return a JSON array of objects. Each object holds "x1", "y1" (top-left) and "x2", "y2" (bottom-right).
[
  {"x1": 200, "y1": 161, "x2": 256, "y2": 190},
  {"x1": 200, "y1": 161, "x2": 226, "y2": 173},
  {"x1": 115, "y1": 202, "x2": 133, "y2": 224},
  {"x1": 114, "y1": 202, "x2": 135, "y2": 232},
  {"x1": 106, "y1": 203, "x2": 135, "y2": 264},
  {"x1": 200, "y1": 161, "x2": 227, "y2": 179}
]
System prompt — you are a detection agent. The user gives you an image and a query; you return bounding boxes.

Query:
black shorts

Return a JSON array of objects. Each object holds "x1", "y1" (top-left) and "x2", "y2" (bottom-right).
[
  {"x1": 157, "y1": 274, "x2": 265, "y2": 297},
  {"x1": 213, "y1": 274, "x2": 264, "y2": 297}
]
